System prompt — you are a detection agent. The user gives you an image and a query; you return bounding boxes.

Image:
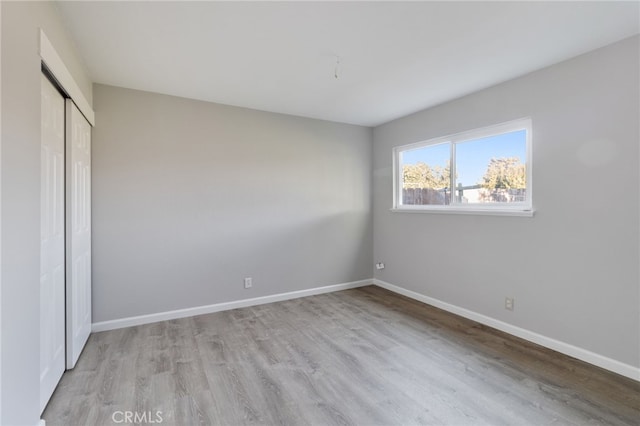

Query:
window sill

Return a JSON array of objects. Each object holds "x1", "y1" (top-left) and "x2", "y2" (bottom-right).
[{"x1": 390, "y1": 207, "x2": 535, "y2": 217}]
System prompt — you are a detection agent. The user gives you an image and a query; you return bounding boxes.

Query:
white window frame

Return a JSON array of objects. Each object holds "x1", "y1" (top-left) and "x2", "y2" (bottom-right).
[{"x1": 392, "y1": 118, "x2": 533, "y2": 217}]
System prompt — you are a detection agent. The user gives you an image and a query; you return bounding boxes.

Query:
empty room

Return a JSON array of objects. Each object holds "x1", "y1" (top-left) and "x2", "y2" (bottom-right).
[{"x1": 1, "y1": 1, "x2": 639, "y2": 425}]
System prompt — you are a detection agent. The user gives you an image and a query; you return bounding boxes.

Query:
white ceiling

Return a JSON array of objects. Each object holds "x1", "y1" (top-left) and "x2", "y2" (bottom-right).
[{"x1": 56, "y1": 1, "x2": 639, "y2": 127}]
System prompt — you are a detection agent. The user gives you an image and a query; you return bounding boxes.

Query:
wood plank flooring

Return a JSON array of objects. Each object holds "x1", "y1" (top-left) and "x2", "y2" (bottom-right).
[{"x1": 43, "y1": 286, "x2": 640, "y2": 425}]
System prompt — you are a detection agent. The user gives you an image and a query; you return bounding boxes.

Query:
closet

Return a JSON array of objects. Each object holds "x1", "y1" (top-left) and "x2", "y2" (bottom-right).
[{"x1": 39, "y1": 69, "x2": 92, "y2": 413}]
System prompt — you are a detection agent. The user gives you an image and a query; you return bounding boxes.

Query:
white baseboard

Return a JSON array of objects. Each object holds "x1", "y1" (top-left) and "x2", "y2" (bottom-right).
[
  {"x1": 92, "y1": 279, "x2": 373, "y2": 332},
  {"x1": 91, "y1": 277, "x2": 638, "y2": 381},
  {"x1": 373, "y1": 279, "x2": 640, "y2": 382}
]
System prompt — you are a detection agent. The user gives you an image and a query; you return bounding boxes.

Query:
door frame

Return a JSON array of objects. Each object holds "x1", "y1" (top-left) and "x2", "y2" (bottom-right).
[{"x1": 39, "y1": 29, "x2": 94, "y2": 126}]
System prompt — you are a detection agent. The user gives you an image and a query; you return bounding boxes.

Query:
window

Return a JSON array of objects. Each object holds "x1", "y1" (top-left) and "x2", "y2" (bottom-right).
[{"x1": 392, "y1": 118, "x2": 532, "y2": 216}]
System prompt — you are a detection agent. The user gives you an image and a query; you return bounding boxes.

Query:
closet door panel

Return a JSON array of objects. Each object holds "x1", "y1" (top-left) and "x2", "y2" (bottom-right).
[
  {"x1": 66, "y1": 99, "x2": 92, "y2": 369},
  {"x1": 40, "y1": 74, "x2": 66, "y2": 413}
]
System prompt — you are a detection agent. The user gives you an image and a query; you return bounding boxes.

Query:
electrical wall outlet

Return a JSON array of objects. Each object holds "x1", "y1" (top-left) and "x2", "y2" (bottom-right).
[
  {"x1": 244, "y1": 277, "x2": 253, "y2": 289},
  {"x1": 505, "y1": 297, "x2": 514, "y2": 311},
  {"x1": 375, "y1": 262, "x2": 385, "y2": 270}
]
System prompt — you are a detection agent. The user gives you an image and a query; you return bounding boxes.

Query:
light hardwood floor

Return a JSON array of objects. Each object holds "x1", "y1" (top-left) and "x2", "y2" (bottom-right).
[{"x1": 43, "y1": 286, "x2": 640, "y2": 425}]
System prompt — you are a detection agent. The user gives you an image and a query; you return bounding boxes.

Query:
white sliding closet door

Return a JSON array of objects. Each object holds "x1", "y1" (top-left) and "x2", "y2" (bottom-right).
[
  {"x1": 40, "y1": 74, "x2": 66, "y2": 413},
  {"x1": 65, "y1": 100, "x2": 92, "y2": 369}
]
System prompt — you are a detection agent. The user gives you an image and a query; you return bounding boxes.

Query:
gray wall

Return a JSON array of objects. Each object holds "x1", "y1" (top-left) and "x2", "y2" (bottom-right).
[
  {"x1": 1, "y1": 2, "x2": 93, "y2": 425},
  {"x1": 92, "y1": 84, "x2": 373, "y2": 323},
  {"x1": 373, "y1": 35, "x2": 639, "y2": 368}
]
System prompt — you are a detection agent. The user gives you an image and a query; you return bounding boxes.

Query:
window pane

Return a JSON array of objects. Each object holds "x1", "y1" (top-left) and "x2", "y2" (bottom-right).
[
  {"x1": 454, "y1": 130, "x2": 526, "y2": 204},
  {"x1": 400, "y1": 142, "x2": 451, "y2": 205}
]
